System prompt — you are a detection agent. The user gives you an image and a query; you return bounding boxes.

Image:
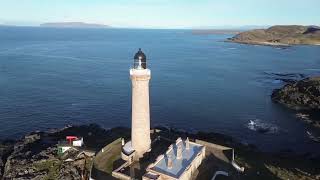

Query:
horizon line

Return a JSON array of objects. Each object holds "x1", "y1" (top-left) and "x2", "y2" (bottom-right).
[{"x1": 1, "y1": 22, "x2": 319, "y2": 30}]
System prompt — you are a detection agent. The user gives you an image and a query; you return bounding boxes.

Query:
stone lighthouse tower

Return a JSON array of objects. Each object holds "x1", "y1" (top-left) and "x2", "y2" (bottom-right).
[{"x1": 130, "y1": 48, "x2": 151, "y2": 159}]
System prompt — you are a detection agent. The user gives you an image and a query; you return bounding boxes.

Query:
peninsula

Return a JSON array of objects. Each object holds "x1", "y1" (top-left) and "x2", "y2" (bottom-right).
[
  {"x1": 40, "y1": 22, "x2": 111, "y2": 29},
  {"x1": 192, "y1": 29, "x2": 242, "y2": 35},
  {"x1": 228, "y1": 25, "x2": 320, "y2": 46}
]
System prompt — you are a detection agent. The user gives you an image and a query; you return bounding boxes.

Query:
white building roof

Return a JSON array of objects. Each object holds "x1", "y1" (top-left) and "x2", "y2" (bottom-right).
[{"x1": 123, "y1": 141, "x2": 135, "y2": 155}]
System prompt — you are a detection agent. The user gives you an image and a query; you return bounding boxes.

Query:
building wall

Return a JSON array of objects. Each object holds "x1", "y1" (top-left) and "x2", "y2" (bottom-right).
[
  {"x1": 195, "y1": 140, "x2": 232, "y2": 151},
  {"x1": 112, "y1": 171, "x2": 131, "y2": 180},
  {"x1": 73, "y1": 138, "x2": 83, "y2": 147},
  {"x1": 147, "y1": 145, "x2": 206, "y2": 180},
  {"x1": 61, "y1": 146, "x2": 71, "y2": 153},
  {"x1": 195, "y1": 139, "x2": 233, "y2": 163},
  {"x1": 112, "y1": 161, "x2": 131, "y2": 180},
  {"x1": 121, "y1": 151, "x2": 135, "y2": 164},
  {"x1": 178, "y1": 146, "x2": 206, "y2": 180}
]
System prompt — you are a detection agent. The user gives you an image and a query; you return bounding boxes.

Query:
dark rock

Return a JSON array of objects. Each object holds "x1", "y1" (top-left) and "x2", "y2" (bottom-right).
[
  {"x1": 0, "y1": 159, "x2": 2, "y2": 177},
  {"x1": 272, "y1": 77, "x2": 320, "y2": 110},
  {"x1": 1, "y1": 124, "x2": 123, "y2": 180},
  {"x1": 0, "y1": 139, "x2": 15, "y2": 178},
  {"x1": 275, "y1": 78, "x2": 297, "y2": 84},
  {"x1": 57, "y1": 161, "x2": 82, "y2": 180}
]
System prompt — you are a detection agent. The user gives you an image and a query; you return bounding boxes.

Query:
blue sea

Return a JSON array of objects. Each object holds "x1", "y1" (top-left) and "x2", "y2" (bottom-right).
[{"x1": 0, "y1": 26, "x2": 319, "y2": 153}]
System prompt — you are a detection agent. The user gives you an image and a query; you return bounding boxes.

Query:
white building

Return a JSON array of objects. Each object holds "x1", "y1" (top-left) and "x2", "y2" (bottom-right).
[
  {"x1": 73, "y1": 137, "x2": 84, "y2": 147},
  {"x1": 114, "y1": 49, "x2": 243, "y2": 180},
  {"x1": 143, "y1": 138, "x2": 206, "y2": 180},
  {"x1": 122, "y1": 48, "x2": 152, "y2": 161}
]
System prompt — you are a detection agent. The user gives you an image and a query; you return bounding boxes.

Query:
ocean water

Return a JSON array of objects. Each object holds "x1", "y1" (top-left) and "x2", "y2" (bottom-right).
[{"x1": 0, "y1": 26, "x2": 319, "y2": 153}]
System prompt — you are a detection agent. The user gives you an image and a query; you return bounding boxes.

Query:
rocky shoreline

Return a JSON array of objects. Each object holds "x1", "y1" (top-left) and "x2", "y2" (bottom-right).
[
  {"x1": 272, "y1": 77, "x2": 320, "y2": 110},
  {"x1": 0, "y1": 124, "x2": 130, "y2": 180},
  {"x1": 0, "y1": 124, "x2": 319, "y2": 180},
  {"x1": 0, "y1": 140, "x2": 14, "y2": 178},
  {"x1": 272, "y1": 76, "x2": 320, "y2": 131}
]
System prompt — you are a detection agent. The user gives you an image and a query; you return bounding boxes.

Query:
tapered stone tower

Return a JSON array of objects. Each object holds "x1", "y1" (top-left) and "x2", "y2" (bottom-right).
[{"x1": 130, "y1": 48, "x2": 151, "y2": 159}]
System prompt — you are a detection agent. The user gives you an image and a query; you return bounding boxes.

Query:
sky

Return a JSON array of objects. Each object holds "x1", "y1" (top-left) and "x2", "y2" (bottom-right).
[{"x1": 0, "y1": 0, "x2": 319, "y2": 29}]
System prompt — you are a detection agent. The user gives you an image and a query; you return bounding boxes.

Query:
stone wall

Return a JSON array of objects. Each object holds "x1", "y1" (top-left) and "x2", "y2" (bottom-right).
[
  {"x1": 195, "y1": 139, "x2": 232, "y2": 151},
  {"x1": 112, "y1": 171, "x2": 131, "y2": 180}
]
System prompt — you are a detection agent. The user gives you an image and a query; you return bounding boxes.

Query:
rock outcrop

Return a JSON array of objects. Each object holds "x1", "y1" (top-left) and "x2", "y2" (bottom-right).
[
  {"x1": 0, "y1": 124, "x2": 130, "y2": 180},
  {"x1": 272, "y1": 77, "x2": 320, "y2": 110},
  {"x1": 1, "y1": 132, "x2": 85, "y2": 180},
  {"x1": 0, "y1": 140, "x2": 15, "y2": 178},
  {"x1": 228, "y1": 25, "x2": 320, "y2": 46}
]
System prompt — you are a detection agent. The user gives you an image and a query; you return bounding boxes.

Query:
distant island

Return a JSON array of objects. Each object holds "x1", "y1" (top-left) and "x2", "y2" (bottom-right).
[
  {"x1": 40, "y1": 22, "x2": 111, "y2": 29},
  {"x1": 192, "y1": 29, "x2": 242, "y2": 35},
  {"x1": 228, "y1": 25, "x2": 320, "y2": 46}
]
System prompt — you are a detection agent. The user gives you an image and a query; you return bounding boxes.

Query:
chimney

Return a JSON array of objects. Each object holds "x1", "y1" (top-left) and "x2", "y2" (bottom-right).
[
  {"x1": 186, "y1": 137, "x2": 190, "y2": 150},
  {"x1": 167, "y1": 154, "x2": 173, "y2": 169},
  {"x1": 176, "y1": 144, "x2": 182, "y2": 159}
]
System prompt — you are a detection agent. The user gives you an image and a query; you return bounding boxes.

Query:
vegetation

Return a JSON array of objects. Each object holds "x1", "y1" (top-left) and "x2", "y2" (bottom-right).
[
  {"x1": 229, "y1": 25, "x2": 320, "y2": 46},
  {"x1": 2, "y1": 124, "x2": 319, "y2": 180},
  {"x1": 93, "y1": 138, "x2": 122, "y2": 174},
  {"x1": 33, "y1": 159, "x2": 62, "y2": 180},
  {"x1": 235, "y1": 148, "x2": 320, "y2": 180}
]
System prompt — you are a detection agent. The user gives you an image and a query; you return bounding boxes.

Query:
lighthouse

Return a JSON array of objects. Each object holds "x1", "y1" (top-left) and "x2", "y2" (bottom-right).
[{"x1": 129, "y1": 48, "x2": 151, "y2": 159}]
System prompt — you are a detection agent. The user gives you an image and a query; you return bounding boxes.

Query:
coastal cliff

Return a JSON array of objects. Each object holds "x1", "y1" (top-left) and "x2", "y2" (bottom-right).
[
  {"x1": 0, "y1": 124, "x2": 319, "y2": 180},
  {"x1": 228, "y1": 25, "x2": 320, "y2": 46}
]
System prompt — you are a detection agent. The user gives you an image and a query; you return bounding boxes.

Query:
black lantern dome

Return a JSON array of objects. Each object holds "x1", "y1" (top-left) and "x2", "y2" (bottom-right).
[{"x1": 133, "y1": 48, "x2": 147, "y2": 69}]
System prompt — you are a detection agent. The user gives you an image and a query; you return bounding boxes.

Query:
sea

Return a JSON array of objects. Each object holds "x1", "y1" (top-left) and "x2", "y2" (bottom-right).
[{"x1": 0, "y1": 26, "x2": 319, "y2": 153}]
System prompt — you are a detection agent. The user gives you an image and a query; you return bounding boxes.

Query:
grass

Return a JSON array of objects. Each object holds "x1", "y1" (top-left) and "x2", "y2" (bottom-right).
[
  {"x1": 33, "y1": 159, "x2": 62, "y2": 180},
  {"x1": 93, "y1": 138, "x2": 122, "y2": 174},
  {"x1": 105, "y1": 153, "x2": 121, "y2": 173},
  {"x1": 234, "y1": 148, "x2": 320, "y2": 180}
]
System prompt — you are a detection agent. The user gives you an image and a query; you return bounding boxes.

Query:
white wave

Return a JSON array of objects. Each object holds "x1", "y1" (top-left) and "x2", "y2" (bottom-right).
[
  {"x1": 247, "y1": 119, "x2": 279, "y2": 134},
  {"x1": 306, "y1": 131, "x2": 320, "y2": 142},
  {"x1": 272, "y1": 80, "x2": 282, "y2": 84},
  {"x1": 305, "y1": 68, "x2": 320, "y2": 71}
]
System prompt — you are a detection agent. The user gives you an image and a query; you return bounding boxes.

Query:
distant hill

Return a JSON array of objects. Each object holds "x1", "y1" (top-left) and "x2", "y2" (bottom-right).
[
  {"x1": 192, "y1": 29, "x2": 242, "y2": 35},
  {"x1": 40, "y1": 22, "x2": 111, "y2": 29},
  {"x1": 228, "y1": 25, "x2": 320, "y2": 46}
]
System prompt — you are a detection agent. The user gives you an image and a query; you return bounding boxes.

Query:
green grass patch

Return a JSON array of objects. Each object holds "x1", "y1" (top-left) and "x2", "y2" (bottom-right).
[
  {"x1": 234, "y1": 148, "x2": 319, "y2": 180},
  {"x1": 93, "y1": 138, "x2": 122, "y2": 174},
  {"x1": 33, "y1": 159, "x2": 62, "y2": 180}
]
